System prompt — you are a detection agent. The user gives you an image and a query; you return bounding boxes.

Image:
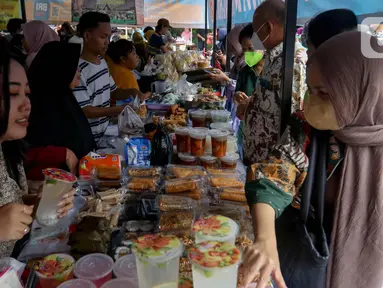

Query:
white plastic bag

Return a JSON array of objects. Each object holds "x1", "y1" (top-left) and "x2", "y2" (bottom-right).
[{"x1": 118, "y1": 105, "x2": 144, "y2": 136}]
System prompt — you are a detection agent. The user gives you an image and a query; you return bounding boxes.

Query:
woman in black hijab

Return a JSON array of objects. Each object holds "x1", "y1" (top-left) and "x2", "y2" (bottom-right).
[{"x1": 24, "y1": 41, "x2": 95, "y2": 184}]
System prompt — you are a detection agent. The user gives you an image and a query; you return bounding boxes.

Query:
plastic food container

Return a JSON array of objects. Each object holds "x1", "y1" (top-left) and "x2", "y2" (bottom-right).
[
  {"x1": 175, "y1": 127, "x2": 191, "y2": 153},
  {"x1": 100, "y1": 279, "x2": 137, "y2": 288},
  {"x1": 211, "y1": 110, "x2": 231, "y2": 123},
  {"x1": 113, "y1": 254, "x2": 138, "y2": 280},
  {"x1": 158, "y1": 195, "x2": 195, "y2": 212},
  {"x1": 74, "y1": 254, "x2": 114, "y2": 287},
  {"x1": 210, "y1": 122, "x2": 233, "y2": 134},
  {"x1": 199, "y1": 155, "x2": 217, "y2": 169},
  {"x1": 189, "y1": 129, "x2": 208, "y2": 157},
  {"x1": 132, "y1": 234, "x2": 183, "y2": 288},
  {"x1": 193, "y1": 127, "x2": 210, "y2": 152},
  {"x1": 189, "y1": 241, "x2": 241, "y2": 288},
  {"x1": 226, "y1": 136, "x2": 237, "y2": 154},
  {"x1": 220, "y1": 153, "x2": 239, "y2": 169},
  {"x1": 209, "y1": 130, "x2": 230, "y2": 158},
  {"x1": 36, "y1": 168, "x2": 77, "y2": 226},
  {"x1": 178, "y1": 153, "x2": 197, "y2": 166},
  {"x1": 193, "y1": 215, "x2": 239, "y2": 244},
  {"x1": 57, "y1": 279, "x2": 96, "y2": 288},
  {"x1": 35, "y1": 254, "x2": 75, "y2": 288},
  {"x1": 190, "y1": 110, "x2": 207, "y2": 128}
]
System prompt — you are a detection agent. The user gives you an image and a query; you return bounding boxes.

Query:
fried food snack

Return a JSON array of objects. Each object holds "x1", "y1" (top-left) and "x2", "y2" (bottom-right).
[
  {"x1": 127, "y1": 167, "x2": 161, "y2": 177},
  {"x1": 177, "y1": 189, "x2": 202, "y2": 200},
  {"x1": 165, "y1": 179, "x2": 197, "y2": 193},
  {"x1": 127, "y1": 177, "x2": 158, "y2": 191},
  {"x1": 159, "y1": 211, "x2": 193, "y2": 231},
  {"x1": 171, "y1": 166, "x2": 206, "y2": 178},
  {"x1": 206, "y1": 168, "x2": 236, "y2": 175},
  {"x1": 220, "y1": 192, "x2": 246, "y2": 202},
  {"x1": 210, "y1": 177, "x2": 244, "y2": 188}
]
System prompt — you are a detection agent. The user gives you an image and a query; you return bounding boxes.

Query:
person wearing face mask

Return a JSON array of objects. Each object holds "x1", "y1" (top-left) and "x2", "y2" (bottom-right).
[
  {"x1": 24, "y1": 42, "x2": 95, "y2": 191},
  {"x1": 0, "y1": 38, "x2": 75, "y2": 258},
  {"x1": 242, "y1": 29, "x2": 382, "y2": 288},
  {"x1": 59, "y1": 22, "x2": 76, "y2": 42},
  {"x1": 237, "y1": 0, "x2": 307, "y2": 166}
]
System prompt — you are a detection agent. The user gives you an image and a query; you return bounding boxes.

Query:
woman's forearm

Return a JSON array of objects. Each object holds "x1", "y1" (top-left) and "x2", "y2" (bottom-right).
[{"x1": 251, "y1": 203, "x2": 276, "y2": 242}]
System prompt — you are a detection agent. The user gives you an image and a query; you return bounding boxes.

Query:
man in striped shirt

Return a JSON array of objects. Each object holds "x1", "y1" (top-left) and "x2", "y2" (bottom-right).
[{"x1": 73, "y1": 12, "x2": 143, "y2": 145}]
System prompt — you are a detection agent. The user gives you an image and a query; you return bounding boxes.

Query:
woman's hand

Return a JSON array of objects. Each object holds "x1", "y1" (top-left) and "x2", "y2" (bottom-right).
[
  {"x1": 216, "y1": 50, "x2": 227, "y2": 66},
  {"x1": 66, "y1": 149, "x2": 78, "y2": 174},
  {"x1": 0, "y1": 203, "x2": 34, "y2": 241},
  {"x1": 56, "y1": 188, "x2": 75, "y2": 219},
  {"x1": 234, "y1": 91, "x2": 249, "y2": 104},
  {"x1": 243, "y1": 240, "x2": 287, "y2": 288},
  {"x1": 208, "y1": 69, "x2": 230, "y2": 83}
]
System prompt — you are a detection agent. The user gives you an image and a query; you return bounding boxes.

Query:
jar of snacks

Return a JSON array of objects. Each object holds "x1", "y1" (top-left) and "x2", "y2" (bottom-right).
[
  {"x1": 220, "y1": 153, "x2": 239, "y2": 169},
  {"x1": 199, "y1": 155, "x2": 217, "y2": 169},
  {"x1": 189, "y1": 129, "x2": 208, "y2": 157},
  {"x1": 178, "y1": 153, "x2": 198, "y2": 166},
  {"x1": 190, "y1": 110, "x2": 207, "y2": 128},
  {"x1": 175, "y1": 127, "x2": 191, "y2": 153},
  {"x1": 209, "y1": 130, "x2": 230, "y2": 158}
]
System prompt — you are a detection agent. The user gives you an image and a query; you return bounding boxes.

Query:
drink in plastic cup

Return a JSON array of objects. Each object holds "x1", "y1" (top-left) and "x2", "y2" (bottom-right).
[
  {"x1": 132, "y1": 234, "x2": 183, "y2": 288},
  {"x1": 36, "y1": 168, "x2": 77, "y2": 226},
  {"x1": 188, "y1": 241, "x2": 241, "y2": 288},
  {"x1": 101, "y1": 278, "x2": 137, "y2": 288},
  {"x1": 209, "y1": 130, "x2": 230, "y2": 158},
  {"x1": 178, "y1": 153, "x2": 197, "y2": 166},
  {"x1": 220, "y1": 153, "x2": 239, "y2": 169},
  {"x1": 35, "y1": 254, "x2": 75, "y2": 288},
  {"x1": 189, "y1": 129, "x2": 208, "y2": 157},
  {"x1": 113, "y1": 254, "x2": 138, "y2": 280},
  {"x1": 57, "y1": 279, "x2": 96, "y2": 288},
  {"x1": 190, "y1": 110, "x2": 207, "y2": 128},
  {"x1": 199, "y1": 155, "x2": 217, "y2": 169},
  {"x1": 193, "y1": 215, "x2": 239, "y2": 245},
  {"x1": 175, "y1": 127, "x2": 191, "y2": 154},
  {"x1": 74, "y1": 254, "x2": 114, "y2": 287},
  {"x1": 211, "y1": 110, "x2": 231, "y2": 123}
]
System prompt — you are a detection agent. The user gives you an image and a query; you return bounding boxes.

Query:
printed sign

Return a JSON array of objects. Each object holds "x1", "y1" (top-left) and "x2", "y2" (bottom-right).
[
  {"x1": 0, "y1": 0, "x2": 21, "y2": 30},
  {"x1": 25, "y1": 0, "x2": 72, "y2": 23}
]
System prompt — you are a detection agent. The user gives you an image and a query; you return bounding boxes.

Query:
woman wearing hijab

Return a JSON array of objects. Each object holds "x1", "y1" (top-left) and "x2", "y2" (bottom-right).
[
  {"x1": 22, "y1": 20, "x2": 59, "y2": 67},
  {"x1": 24, "y1": 42, "x2": 95, "y2": 188},
  {"x1": 243, "y1": 31, "x2": 383, "y2": 288}
]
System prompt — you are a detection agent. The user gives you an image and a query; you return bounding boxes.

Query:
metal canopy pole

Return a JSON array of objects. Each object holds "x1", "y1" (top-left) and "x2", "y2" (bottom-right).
[
  {"x1": 20, "y1": 0, "x2": 27, "y2": 22},
  {"x1": 280, "y1": 0, "x2": 298, "y2": 136},
  {"x1": 204, "y1": 0, "x2": 208, "y2": 51},
  {"x1": 225, "y1": 0, "x2": 233, "y2": 72},
  {"x1": 212, "y1": 0, "x2": 217, "y2": 64}
]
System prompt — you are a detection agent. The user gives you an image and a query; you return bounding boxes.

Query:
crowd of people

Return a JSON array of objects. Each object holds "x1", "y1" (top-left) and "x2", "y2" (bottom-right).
[{"x1": 1, "y1": 0, "x2": 383, "y2": 287}]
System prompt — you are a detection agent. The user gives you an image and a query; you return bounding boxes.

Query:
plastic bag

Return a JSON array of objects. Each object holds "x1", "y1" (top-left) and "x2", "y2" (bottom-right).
[
  {"x1": 0, "y1": 268, "x2": 23, "y2": 288},
  {"x1": 125, "y1": 137, "x2": 151, "y2": 166},
  {"x1": 118, "y1": 105, "x2": 144, "y2": 136},
  {"x1": 150, "y1": 124, "x2": 173, "y2": 166}
]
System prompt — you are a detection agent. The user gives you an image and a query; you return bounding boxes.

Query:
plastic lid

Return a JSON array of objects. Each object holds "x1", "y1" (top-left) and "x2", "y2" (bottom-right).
[
  {"x1": 193, "y1": 215, "x2": 239, "y2": 239},
  {"x1": 113, "y1": 254, "x2": 138, "y2": 279},
  {"x1": 35, "y1": 254, "x2": 75, "y2": 278},
  {"x1": 211, "y1": 110, "x2": 231, "y2": 117},
  {"x1": 190, "y1": 110, "x2": 207, "y2": 118},
  {"x1": 178, "y1": 153, "x2": 196, "y2": 162},
  {"x1": 209, "y1": 129, "x2": 230, "y2": 139},
  {"x1": 100, "y1": 278, "x2": 138, "y2": 288},
  {"x1": 188, "y1": 241, "x2": 241, "y2": 269},
  {"x1": 174, "y1": 127, "x2": 190, "y2": 135},
  {"x1": 210, "y1": 122, "x2": 232, "y2": 131},
  {"x1": 189, "y1": 129, "x2": 208, "y2": 139},
  {"x1": 227, "y1": 135, "x2": 237, "y2": 143},
  {"x1": 132, "y1": 234, "x2": 183, "y2": 263},
  {"x1": 199, "y1": 155, "x2": 217, "y2": 163},
  {"x1": 74, "y1": 253, "x2": 114, "y2": 280},
  {"x1": 193, "y1": 127, "x2": 209, "y2": 133},
  {"x1": 57, "y1": 279, "x2": 96, "y2": 288},
  {"x1": 43, "y1": 168, "x2": 77, "y2": 183},
  {"x1": 221, "y1": 153, "x2": 239, "y2": 162}
]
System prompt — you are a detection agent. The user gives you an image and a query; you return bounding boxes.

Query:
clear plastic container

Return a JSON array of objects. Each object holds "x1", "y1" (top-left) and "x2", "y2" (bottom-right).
[
  {"x1": 113, "y1": 254, "x2": 138, "y2": 280},
  {"x1": 211, "y1": 110, "x2": 231, "y2": 123},
  {"x1": 74, "y1": 254, "x2": 114, "y2": 288},
  {"x1": 132, "y1": 234, "x2": 183, "y2": 288},
  {"x1": 166, "y1": 165, "x2": 207, "y2": 178},
  {"x1": 35, "y1": 254, "x2": 75, "y2": 288},
  {"x1": 190, "y1": 110, "x2": 207, "y2": 128},
  {"x1": 226, "y1": 136, "x2": 238, "y2": 154},
  {"x1": 220, "y1": 153, "x2": 239, "y2": 169},
  {"x1": 100, "y1": 279, "x2": 137, "y2": 288},
  {"x1": 210, "y1": 122, "x2": 233, "y2": 134},
  {"x1": 189, "y1": 241, "x2": 241, "y2": 288},
  {"x1": 209, "y1": 130, "x2": 229, "y2": 158},
  {"x1": 158, "y1": 195, "x2": 195, "y2": 212},
  {"x1": 178, "y1": 153, "x2": 197, "y2": 166},
  {"x1": 189, "y1": 129, "x2": 208, "y2": 157},
  {"x1": 193, "y1": 128, "x2": 209, "y2": 152},
  {"x1": 36, "y1": 168, "x2": 77, "y2": 226},
  {"x1": 58, "y1": 279, "x2": 96, "y2": 288},
  {"x1": 175, "y1": 127, "x2": 191, "y2": 154},
  {"x1": 199, "y1": 155, "x2": 217, "y2": 169},
  {"x1": 193, "y1": 215, "x2": 239, "y2": 244}
]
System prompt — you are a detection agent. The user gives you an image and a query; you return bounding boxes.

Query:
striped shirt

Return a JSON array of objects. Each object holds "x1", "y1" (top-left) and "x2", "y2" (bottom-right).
[{"x1": 73, "y1": 58, "x2": 117, "y2": 145}]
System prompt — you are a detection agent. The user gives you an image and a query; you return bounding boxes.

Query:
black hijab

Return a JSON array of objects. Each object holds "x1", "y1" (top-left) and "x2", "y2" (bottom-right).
[{"x1": 27, "y1": 41, "x2": 95, "y2": 159}]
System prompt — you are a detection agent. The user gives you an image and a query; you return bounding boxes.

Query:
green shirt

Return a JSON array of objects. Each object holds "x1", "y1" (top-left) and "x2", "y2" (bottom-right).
[{"x1": 235, "y1": 65, "x2": 258, "y2": 96}]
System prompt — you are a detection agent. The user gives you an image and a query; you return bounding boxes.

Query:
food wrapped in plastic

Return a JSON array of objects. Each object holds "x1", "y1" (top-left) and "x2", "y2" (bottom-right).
[
  {"x1": 209, "y1": 174, "x2": 244, "y2": 188},
  {"x1": 157, "y1": 195, "x2": 195, "y2": 212},
  {"x1": 126, "y1": 166, "x2": 163, "y2": 177},
  {"x1": 158, "y1": 210, "x2": 194, "y2": 232},
  {"x1": 126, "y1": 177, "x2": 161, "y2": 193},
  {"x1": 205, "y1": 204, "x2": 246, "y2": 223},
  {"x1": 165, "y1": 176, "x2": 205, "y2": 194},
  {"x1": 218, "y1": 187, "x2": 246, "y2": 202},
  {"x1": 206, "y1": 167, "x2": 237, "y2": 175},
  {"x1": 166, "y1": 165, "x2": 207, "y2": 178}
]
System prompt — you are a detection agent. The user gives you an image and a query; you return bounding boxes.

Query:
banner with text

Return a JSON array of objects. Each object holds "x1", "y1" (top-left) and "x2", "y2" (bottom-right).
[
  {"x1": 0, "y1": 0, "x2": 21, "y2": 30},
  {"x1": 25, "y1": 0, "x2": 72, "y2": 23},
  {"x1": 72, "y1": 0, "x2": 144, "y2": 25}
]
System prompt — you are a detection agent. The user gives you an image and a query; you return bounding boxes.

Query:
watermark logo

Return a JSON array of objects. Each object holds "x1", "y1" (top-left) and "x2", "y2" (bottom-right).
[{"x1": 361, "y1": 17, "x2": 383, "y2": 59}]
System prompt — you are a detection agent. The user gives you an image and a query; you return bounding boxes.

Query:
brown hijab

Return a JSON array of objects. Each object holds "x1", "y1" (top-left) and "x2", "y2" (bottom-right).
[{"x1": 312, "y1": 31, "x2": 383, "y2": 288}]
